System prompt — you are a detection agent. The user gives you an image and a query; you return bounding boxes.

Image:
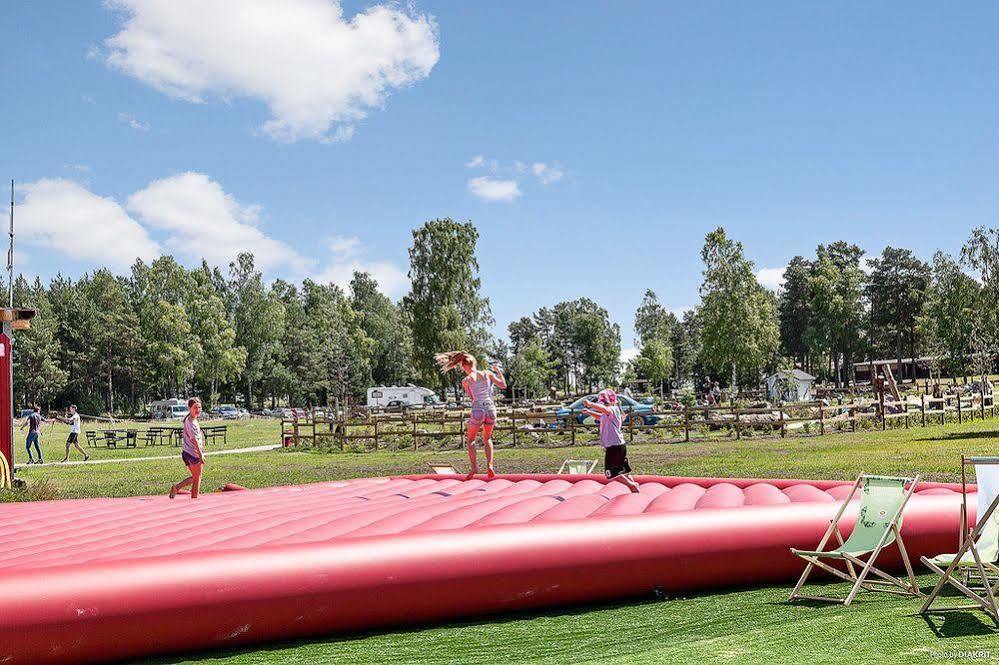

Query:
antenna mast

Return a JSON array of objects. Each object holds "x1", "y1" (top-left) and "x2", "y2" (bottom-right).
[{"x1": 7, "y1": 180, "x2": 13, "y2": 308}]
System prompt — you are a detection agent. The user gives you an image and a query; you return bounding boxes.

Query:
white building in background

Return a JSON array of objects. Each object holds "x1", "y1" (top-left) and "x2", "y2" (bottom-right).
[
  {"x1": 366, "y1": 385, "x2": 441, "y2": 408},
  {"x1": 765, "y1": 369, "x2": 816, "y2": 403}
]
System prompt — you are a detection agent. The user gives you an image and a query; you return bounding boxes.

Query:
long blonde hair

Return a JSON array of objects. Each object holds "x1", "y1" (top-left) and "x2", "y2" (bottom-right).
[{"x1": 434, "y1": 351, "x2": 477, "y2": 374}]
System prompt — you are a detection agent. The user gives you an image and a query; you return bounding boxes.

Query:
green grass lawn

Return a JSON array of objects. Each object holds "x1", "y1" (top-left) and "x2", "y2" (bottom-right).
[
  {"x1": 13, "y1": 417, "x2": 280, "y2": 465},
  {"x1": 8, "y1": 417, "x2": 999, "y2": 663}
]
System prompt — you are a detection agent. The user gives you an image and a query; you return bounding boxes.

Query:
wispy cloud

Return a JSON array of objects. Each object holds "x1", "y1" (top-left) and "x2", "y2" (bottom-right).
[
  {"x1": 315, "y1": 235, "x2": 408, "y2": 298},
  {"x1": 531, "y1": 162, "x2": 563, "y2": 184},
  {"x1": 467, "y1": 176, "x2": 521, "y2": 203},
  {"x1": 118, "y1": 112, "x2": 149, "y2": 131}
]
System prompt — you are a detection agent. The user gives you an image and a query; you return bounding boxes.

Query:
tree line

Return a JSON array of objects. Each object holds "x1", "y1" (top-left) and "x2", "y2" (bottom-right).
[
  {"x1": 9, "y1": 218, "x2": 998, "y2": 413},
  {"x1": 625, "y1": 227, "x2": 999, "y2": 396}
]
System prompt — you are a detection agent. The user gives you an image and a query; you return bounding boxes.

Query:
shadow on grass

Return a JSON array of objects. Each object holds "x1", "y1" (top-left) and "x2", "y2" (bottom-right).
[
  {"x1": 918, "y1": 611, "x2": 998, "y2": 638},
  {"x1": 913, "y1": 430, "x2": 999, "y2": 443},
  {"x1": 135, "y1": 594, "x2": 664, "y2": 665}
]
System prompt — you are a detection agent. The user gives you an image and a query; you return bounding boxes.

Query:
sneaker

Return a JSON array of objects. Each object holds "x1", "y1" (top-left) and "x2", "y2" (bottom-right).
[{"x1": 83, "y1": 455, "x2": 90, "y2": 462}]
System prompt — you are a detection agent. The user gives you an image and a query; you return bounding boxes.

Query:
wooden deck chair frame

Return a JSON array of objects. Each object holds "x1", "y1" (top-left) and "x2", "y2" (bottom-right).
[
  {"x1": 427, "y1": 462, "x2": 458, "y2": 475},
  {"x1": 558, "y1": 459, "x2": 597, "y2": 475},
  {"x1": 920, "y1": 456, "x2": 999, "y2": 624},
  {"x1": 788, "y1": 473, "x2": 922, "y2": 605}
]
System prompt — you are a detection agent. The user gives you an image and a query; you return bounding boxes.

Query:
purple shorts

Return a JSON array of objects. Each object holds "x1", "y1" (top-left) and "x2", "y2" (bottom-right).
[
  {"x1": 181, "y1": 451, "x2": 203, "y2": 466},
  {"x1": 468, "y1": 407, "x2": 496, "y2": 427}
]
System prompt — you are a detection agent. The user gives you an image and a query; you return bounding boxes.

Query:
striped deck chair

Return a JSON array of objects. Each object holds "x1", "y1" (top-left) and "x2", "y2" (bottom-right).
[
  {"x1": 558, "y1": 459, "x2": 597, "y2": 474},
  {"x1": 788, "y1": 474, "x2": 922, "y2": 605}
]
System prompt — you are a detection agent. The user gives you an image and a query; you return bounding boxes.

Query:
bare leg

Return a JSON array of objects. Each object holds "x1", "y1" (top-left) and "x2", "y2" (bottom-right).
[
  {"x1": 190, "y1": 462, "x2": 203, "y2": 499},
  {"x1": 171, "y1": 474, "x2": 194, "y2": 498},
  {"x1": 481, "y1": 423, "x2": 495, "y2": 477},
  {"x1": 465, "y1": 424, "x2": 480, "y2": 478},
  {"x1": 73, "y1": 440, "x2": 88, "y2": 458},
  {"x1": 615, "y1": 474, "x2": 641, "y2": 493}
]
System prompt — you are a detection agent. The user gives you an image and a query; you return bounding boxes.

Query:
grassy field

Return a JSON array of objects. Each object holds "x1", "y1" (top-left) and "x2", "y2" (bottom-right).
[
  {"x1": 11, "y1": 415, "x2": 999, "y2": 500},
  {"x1": 7, "y1": 417, "x2": 999, "y2": 663}
]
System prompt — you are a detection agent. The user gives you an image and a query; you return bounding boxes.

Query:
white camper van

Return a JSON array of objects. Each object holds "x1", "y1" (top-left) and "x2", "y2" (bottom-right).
[
  {"x1": 366, "y1": 385, "x2": 441, "y2": 409},
  {"x1": 150, "y1": 398, "x2": 189, "y2": 420}
]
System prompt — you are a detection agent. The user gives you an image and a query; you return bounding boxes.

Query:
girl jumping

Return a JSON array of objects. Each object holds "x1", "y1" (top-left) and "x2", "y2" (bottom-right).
[
  {"x1": 435, "y1": 351, "x2": 506, "y2": 479},
  {"x1": 583, "y1": 389, "x2": 640, "y2": 493}
]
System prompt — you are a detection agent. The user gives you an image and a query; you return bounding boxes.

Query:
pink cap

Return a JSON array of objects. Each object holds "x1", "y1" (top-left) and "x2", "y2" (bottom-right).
[{"x1": 597, "y1": 389, "x2": 617, "y2": 404}]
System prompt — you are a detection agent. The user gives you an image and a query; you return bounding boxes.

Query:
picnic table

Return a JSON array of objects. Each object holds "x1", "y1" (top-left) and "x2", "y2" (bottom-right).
[
  {"x1": 89, "y1": 429, "x2": 138, "y2": 449},
  {"x1": 141, "y1": 424, "x2": 227, "y2": 447}
]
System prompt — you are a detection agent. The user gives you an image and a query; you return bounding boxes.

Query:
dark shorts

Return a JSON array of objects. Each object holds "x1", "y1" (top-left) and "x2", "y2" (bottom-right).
[
  {"x1": 604, "y1": 444, "x2": 631, "y2": 478},
  {"x1": 67, "y1": 432, "x2": 78, "y2": 444},
  {"x1": 181, "y1": 451, "x2": 203, "y2": 467}
]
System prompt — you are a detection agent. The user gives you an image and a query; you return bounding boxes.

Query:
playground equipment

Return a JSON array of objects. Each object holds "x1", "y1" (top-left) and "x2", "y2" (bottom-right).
[{"x1": 0, "y1": 473, "x2": 970, "y2": 664}]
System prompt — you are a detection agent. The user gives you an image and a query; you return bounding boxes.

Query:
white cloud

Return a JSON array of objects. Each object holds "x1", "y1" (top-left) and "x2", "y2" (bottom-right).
[
  {"x1": 118, "y1": 112, "x2": 149, "y2": 131},
  {"x1": 465, "y1": 155, "x2": 485, "y2": 168},
  {"x1": 17, "y1": 179, "x2": 160, "y2": 270},
  {"x1": 126, "y1": 172, "x2": 303, "y2": 272},
  {"x1": 315, "y1": 235, "x2": 408, "y2": 298},
  {"x1": 327, "y1": 234, "x2": 363, "y2": 258},
  {"x1": 756, "y1": 266, "x2": 786, "y2": 291},
  {"x1": 467, "y1": 176, "x2": 521, "y2": 203},
  {"x1": 104, "y1": 0, "x2": 439, "y2": 143},
  {"x1": 531, "y1": 162, "x2": 564, "y2": 184}
]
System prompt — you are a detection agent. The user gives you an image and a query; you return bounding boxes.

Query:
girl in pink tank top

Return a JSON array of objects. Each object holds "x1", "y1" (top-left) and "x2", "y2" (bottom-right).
[{"x1": 436, "y1": 351, "x2": 507, "y2": 480}]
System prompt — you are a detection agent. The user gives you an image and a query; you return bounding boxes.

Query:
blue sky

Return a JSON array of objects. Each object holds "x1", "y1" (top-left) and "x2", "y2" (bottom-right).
[{"x1": 3, "y1": 1, "x2": 998, "y2": 355}]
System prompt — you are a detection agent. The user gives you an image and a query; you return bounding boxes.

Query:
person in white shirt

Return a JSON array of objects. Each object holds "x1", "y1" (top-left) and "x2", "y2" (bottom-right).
[{"x1": 58, "y1": 404, "x2": 89, "y2": 463}]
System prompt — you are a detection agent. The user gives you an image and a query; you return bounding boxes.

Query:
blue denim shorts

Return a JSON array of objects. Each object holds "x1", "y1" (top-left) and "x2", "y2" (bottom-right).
[{"x1": 468, "y1": 406, "x2": 496, "y2": 427}]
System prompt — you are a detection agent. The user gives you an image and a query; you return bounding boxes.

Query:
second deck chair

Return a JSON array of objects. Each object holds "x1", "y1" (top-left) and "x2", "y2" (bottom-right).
[
  {"x1": 427, "y1": 462, "x2": 458, "y2": 475},
  {"x1": 788, "y1": 474, "x2": 922, "y2": 605},
  {"x1": 920, "y1": 457, "x2": 999, "y2": 623},
  {"x1": 558, "y1": 459, "x2": 597, "y2": 474}
]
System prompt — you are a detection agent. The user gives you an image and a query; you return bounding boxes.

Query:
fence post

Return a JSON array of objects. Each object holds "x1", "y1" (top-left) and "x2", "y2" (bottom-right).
[
  {"x1": 511, "y1": 409, "x2": 517, "y2": 447},
  {"x1": 570, "y1": 415, "x2": 576, "y2": 446},
  {"x1": 373, "y1": 417, "x2": 379, "y2": 451},
  {"x1": 819, "y1": 404, "x2": 825, "y2": 436},
  {"x1": 412, "y1": 415, "x2": 418, "y2": 451},
  {"x1": 779, "y1": 407, "x2": 786, "y2": 438},
  {"x1": 958, "y1": 394, "x2": 963, "y2": 424},
  {"x1": 684, "y1": 406, "x2": 690, "y2": 442},
  {"x1": 851, "y1": 405, "x2": 857, "y2": 433},
  {"x1": 735, "y1": 408, "x2": 741, "y2": 440},
  {"x1": 921, "y1": 394, "x2": 926, "y2": 428},
  {"x1": 982, "y1": 389, "x2": 987, "y2": 420}
]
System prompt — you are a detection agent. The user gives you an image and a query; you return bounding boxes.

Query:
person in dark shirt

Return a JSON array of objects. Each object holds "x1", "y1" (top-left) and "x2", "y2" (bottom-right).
[{"x1": 20, "y1": 405, "x2": 45, "y2": 464}]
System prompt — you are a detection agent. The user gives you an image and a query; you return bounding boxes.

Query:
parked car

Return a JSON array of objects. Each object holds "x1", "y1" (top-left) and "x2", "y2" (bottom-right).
[
  {"x1": 219, "y1": 404, "x2": 240, "y2": 419},
  {"x1": 556, "y1": 393, "x2": 660, "y2": 426}
]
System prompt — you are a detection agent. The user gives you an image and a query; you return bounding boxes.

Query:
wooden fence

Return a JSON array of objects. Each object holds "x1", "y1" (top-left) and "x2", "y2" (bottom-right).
[{"x1": 279, "y1": 390, "x2": 997, "y2": 452}]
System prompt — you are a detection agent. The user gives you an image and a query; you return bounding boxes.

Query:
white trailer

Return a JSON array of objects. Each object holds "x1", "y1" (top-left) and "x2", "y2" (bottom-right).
[
  {"x1": 150, "y1": 398, "x2": 189, "y2": 420},
  {"x1": 366, "y1": 385, "x2": 440, "y2": 408}
]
